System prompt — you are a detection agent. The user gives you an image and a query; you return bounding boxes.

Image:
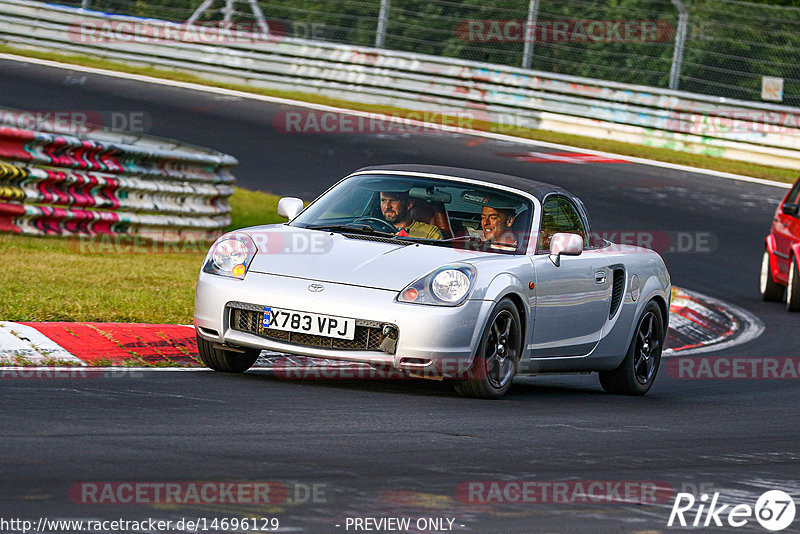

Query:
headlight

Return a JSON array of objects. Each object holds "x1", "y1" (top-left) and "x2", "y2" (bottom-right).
[
  {"x1": 397, "y1": 265, "x2": 476, "y2": 306},
  {"x1": 202, "y1": 233, "x2": 258, "y2": 279}
]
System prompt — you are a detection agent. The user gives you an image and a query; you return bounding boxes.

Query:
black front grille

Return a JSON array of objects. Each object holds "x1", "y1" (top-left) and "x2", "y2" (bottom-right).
[
  {"x1": 229, "y1": 306, "x2": 393, "y2": 352},
  {"x1": 609, "y1": 268, "x2": 625, "y2": 318}
]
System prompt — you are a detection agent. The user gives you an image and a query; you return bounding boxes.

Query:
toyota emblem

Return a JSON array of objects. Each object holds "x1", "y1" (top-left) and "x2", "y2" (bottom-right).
[{"x1": 308, "y1": 284, "x2": 324, "y2": 292}]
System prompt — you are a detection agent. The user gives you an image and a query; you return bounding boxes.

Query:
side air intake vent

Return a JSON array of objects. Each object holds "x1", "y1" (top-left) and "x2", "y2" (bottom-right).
[{"x1": 609, "y1": 268, "x2": 625, "y2": 318}]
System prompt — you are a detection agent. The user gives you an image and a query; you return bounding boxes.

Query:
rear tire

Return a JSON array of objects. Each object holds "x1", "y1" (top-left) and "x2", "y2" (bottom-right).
[
  {"x1": 196, "y1": 334, "x2": 259, "y2": 372},
  {"x1": 599, "y1": 301, "x2": 664, "y2": 396},
  {"x1": 760, "y1": 251, "x2": 784, "y2": 302},
  {"x1": 787, "y1": 257, "x2": 800, "y2": 312},
  {"x1": 454, "y1": 299, "x2": 522, "y2": 399}
]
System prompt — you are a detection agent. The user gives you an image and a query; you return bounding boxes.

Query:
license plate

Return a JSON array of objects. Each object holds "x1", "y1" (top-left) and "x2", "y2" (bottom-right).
[{"x1": 262, "y1": 307, "x2": 356, "y2": 340}]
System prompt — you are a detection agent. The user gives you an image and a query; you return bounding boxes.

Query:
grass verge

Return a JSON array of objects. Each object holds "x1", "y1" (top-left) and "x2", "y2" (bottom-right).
[
  {"x1": 1, "y1": 44, "x2": 797, "y2": 184},
  {"x1": 0, "y1": 187, "x2": 281, "y2": 324}
]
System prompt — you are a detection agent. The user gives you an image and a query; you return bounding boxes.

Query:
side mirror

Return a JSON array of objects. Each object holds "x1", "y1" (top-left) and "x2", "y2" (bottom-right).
[
  {"x1": 782, "y1": 203, "x2": 799, "y2": 217},
  {"x1": 549, "y1": 232, "x2": 583, "y2": 266},
  {"x1": 277, "y1": 197, "x2": 304, "y2": 220}
]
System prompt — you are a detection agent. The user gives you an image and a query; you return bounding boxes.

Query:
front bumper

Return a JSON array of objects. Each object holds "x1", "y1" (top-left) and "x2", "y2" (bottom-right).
[{"x1": 194, "y1": 271, "x2": 494, "y2": 376}]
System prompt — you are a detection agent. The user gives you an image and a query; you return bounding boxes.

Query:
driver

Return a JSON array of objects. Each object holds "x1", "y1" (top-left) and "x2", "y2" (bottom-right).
[
  {"x1": 480, "y1": 206, "x2": 518, "y2": 248},
  {"x1": 380, "y1": 191, "x2": 443, "y2": 240}
]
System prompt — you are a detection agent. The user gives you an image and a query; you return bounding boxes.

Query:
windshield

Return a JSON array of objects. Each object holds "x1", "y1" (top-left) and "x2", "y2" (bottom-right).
[{"x1": 290, "y1": 173, "x2": 534, "y2": 253}]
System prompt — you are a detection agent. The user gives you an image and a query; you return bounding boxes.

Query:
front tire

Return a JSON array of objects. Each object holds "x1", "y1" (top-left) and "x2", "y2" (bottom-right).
[
  {"x1": 787, "y1": 257, "x2": 800, "y2": 312},
  {"x1": 761, "y1": 250, "x2": 784, "y2": 302},
  {"x1": 599, "y1": 301, "x2": 664, "y2": 396},
  {"x1": 454, "y1": 299, "x2": 522, "y2": 399},
  {"x1": 196, "y1": 334, "x2": 259, "y2": 372}
]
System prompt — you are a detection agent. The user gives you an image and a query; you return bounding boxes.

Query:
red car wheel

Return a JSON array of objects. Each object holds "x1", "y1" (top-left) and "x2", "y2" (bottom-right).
[{"x1": 787, "y1": 257, "x2": 800, "y2": 312}]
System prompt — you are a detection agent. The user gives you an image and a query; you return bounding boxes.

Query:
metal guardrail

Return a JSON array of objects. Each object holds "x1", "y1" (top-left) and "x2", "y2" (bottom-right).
[
  {"x1": 1, "y1": 0, "x2": 800, "y2": 170},
  {"x1": 0, "y1": 109, "x2": 235, "y2": 240}
]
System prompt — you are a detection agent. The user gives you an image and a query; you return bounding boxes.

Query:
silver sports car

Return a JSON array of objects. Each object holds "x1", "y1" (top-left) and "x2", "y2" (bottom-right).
[{"x1": 194, "y1": 165, "x2": 671, "y2": 398}]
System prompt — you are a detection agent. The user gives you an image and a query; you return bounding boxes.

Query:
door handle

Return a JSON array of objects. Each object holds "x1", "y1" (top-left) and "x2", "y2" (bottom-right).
[{"x1": 595, "y1": 271, "x2": 607, "y2": 284}]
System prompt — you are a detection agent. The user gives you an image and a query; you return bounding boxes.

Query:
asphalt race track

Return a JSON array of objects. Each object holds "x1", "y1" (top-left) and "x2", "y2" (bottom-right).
[{"x1": 1, "y1": 57, "x2": 799, "y2": 533}]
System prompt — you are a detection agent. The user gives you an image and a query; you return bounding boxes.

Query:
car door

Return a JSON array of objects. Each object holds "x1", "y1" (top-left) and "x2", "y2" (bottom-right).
[
  {"x1": 774, "y1": 179, "x2": 800, "y2": 275},
  {"x1": 529, "y1": 195, "x2": 611, "y2": 358}
]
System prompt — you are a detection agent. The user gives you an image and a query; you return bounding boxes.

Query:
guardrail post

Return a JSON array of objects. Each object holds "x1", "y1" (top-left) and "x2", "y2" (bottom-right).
[
  {"x1": 188, "y1": 0, "x2": 269, "y2": 36},
  {"x1": 80, "y1": 0, "x2": 90, "y2": 9},
  {"x1": 669, "y1": 0, "x2": 688, "y2": 90},
  {"x1": 223, "y1": 0, "x2": 234, "y2": 22},
  {"x1": 521, "y1": 0, "x2": 540, "y2": 69},
  {"x1": 375, "y1": 0, "x2": 390, "y2": 48}
]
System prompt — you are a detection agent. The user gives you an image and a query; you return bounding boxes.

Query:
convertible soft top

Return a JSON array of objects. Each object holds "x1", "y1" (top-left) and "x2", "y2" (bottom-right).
[{"x1": 353, "y1": 164, "x2": 575, "y2": 202}]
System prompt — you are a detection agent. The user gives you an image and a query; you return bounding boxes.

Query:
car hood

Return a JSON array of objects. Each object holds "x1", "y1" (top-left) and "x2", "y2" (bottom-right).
[{"x1": 245, "y1": 225, "x2": 481, "y2": 291}]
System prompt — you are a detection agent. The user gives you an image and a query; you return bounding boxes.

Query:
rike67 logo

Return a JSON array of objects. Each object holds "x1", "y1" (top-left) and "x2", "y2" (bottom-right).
[{"x1": 668, "y1": 490, "x2": 796, "y2": 531}]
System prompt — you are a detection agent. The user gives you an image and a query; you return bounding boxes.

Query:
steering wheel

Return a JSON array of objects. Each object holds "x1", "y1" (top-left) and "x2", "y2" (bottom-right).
[{"x1": 352, "y1": 217, "x2": 398, "y2": 234}]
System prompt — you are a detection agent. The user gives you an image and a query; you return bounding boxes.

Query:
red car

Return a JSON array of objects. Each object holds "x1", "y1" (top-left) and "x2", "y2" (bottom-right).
[{"x1": 762, "y1": 176, "x2": 800, "y2": 310}]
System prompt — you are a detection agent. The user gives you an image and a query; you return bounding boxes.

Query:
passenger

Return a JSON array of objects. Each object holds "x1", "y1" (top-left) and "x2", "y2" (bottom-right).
[
  {"x1": 380, "y1": 191, "x2": 443, "y2": 239},
  {"x1": 481, "y1": 206, "x2": 518, "y2": 249}
]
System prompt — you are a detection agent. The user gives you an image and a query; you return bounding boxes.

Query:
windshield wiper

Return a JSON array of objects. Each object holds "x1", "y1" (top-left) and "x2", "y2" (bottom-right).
[
  {"x1": 307, "y1": 224, "x2": 399, "y2": 239},
  {"x1": 442, "y1": 235, "x2": 483, "y2": 244},
  {"x1": 389, "y1": 234, "x2": 487, "y2": 247}
]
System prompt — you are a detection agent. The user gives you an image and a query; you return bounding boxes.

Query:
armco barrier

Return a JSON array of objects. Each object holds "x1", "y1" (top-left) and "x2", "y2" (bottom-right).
[
  {"x1": 1, "y1": 0, "x2": 800, "y2": 169},
  {"x1": 0, "y1": 111, "x2": 235, "y2": 239}
]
